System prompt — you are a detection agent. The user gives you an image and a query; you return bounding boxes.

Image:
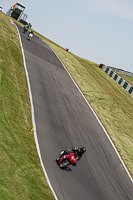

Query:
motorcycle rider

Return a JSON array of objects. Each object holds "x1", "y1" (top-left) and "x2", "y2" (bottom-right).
[
  {"x1": 58, "y1": 146, "x2": 86, "y2": 163},
  {"x1": 27, "y1": 30, "x2": 34, "y2": 40},
  {"x1": 23, "y1": 23, "x2": 30, "y2": 33},
  {"x1": 73, "y1": 146, "x2": 86, "y2": 161}
]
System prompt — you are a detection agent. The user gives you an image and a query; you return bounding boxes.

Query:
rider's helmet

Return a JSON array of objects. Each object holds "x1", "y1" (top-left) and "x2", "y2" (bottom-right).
[
  {"x1": 80, "y1": 147, "x2": 86, "y2": 153},
  {"x1": 29, "y1": 23, "x2": 32, "y2": 28}
]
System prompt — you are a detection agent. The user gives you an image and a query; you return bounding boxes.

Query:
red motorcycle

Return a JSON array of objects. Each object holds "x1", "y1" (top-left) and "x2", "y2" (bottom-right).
[{"x1": 56, "y1": 149, "x2": 78, "y2": 168}]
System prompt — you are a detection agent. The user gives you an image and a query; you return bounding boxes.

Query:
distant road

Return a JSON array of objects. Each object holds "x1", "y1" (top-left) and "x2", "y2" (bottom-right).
[{"x1": 17, "y1": 24, "x2": 133, "y2": 200}]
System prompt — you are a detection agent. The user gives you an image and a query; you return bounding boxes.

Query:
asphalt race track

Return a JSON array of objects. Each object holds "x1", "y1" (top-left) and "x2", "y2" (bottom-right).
[{"x1": 17, "y1": 25, "x2": 133, "y2": 200}]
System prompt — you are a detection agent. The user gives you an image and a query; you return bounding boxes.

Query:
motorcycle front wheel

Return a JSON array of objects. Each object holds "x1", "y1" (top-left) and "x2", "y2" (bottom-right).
[{"x1": 60, "y1": 159, "x2": 70, "y2": 168}]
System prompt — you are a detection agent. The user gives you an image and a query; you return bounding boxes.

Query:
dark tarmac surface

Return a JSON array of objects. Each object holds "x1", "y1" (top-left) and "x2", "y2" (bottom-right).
[{"x1": 17, "y1": 25, "x2": 133, "y2": 200}]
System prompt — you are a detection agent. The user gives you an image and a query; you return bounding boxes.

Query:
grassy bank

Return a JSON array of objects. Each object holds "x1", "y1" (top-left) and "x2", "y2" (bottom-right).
[{"x1": 0, "y1": 13, "x2": 55, "y2": 199}]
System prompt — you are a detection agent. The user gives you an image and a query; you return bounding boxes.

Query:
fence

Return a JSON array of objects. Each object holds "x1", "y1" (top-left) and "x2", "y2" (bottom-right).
[
  {"x1": 99, "y1": 64, "x2": 133, "y2": 97},
  {"x1": 109, "y1": 67, "x2": 133, "y2": 77}
]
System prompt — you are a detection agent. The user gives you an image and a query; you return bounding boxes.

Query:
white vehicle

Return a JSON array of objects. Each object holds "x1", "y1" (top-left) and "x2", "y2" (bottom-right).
[{"x1": 0, "y1": 6, "x2": 3, "y2": 12}]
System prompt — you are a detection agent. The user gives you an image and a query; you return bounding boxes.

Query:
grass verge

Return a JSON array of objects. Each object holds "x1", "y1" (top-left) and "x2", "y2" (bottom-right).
[{"x1": 0, "y1": 13, "x2": 55, "y2": 200}]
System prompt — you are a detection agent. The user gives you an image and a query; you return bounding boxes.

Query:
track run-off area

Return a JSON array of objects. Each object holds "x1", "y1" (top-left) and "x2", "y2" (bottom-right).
[{"x1": 17, "y1": 24, "x2": 133, "y2": 200}]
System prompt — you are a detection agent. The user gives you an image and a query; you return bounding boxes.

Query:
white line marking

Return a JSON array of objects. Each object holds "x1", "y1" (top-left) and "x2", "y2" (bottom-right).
[
  {"x1": 50, "y1": 47, "x2": 133, "y2": 183},
  {"x1": 16, "y1": 25, "x2": 58, "y2": 200}
]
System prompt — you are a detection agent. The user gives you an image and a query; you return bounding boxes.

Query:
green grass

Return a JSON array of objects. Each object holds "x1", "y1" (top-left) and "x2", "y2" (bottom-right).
[
  {"x1": 0, "y1": 13, "x2": 55, "y2": 200},
  {"x1": 1, "y1": 11, "x2": 133, "y2": 200}
]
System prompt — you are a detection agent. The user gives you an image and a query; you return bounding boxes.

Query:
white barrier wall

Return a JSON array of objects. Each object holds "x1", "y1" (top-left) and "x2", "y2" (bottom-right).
[{"x1": 99, "y1": 64, "x2": 133, "y2": 97}]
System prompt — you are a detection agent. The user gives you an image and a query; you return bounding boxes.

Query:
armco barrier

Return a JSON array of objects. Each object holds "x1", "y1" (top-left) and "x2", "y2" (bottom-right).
[
  {"x1": 109, "y1": 67, "x2": 133, "y2": 77},
  {"x1": 99, "y1": 64, "x2": 133, "y2": 97}
]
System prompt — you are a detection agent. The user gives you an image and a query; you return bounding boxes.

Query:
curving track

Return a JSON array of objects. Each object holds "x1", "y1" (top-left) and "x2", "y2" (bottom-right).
[{"x1": 17, "y1": 24, "x2": 133, "y2": 200}]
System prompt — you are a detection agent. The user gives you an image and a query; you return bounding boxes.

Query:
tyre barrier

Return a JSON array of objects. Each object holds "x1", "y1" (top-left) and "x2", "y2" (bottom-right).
[{"x1": 99, "y1": 64, "x2": 133, "y2": 97}]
